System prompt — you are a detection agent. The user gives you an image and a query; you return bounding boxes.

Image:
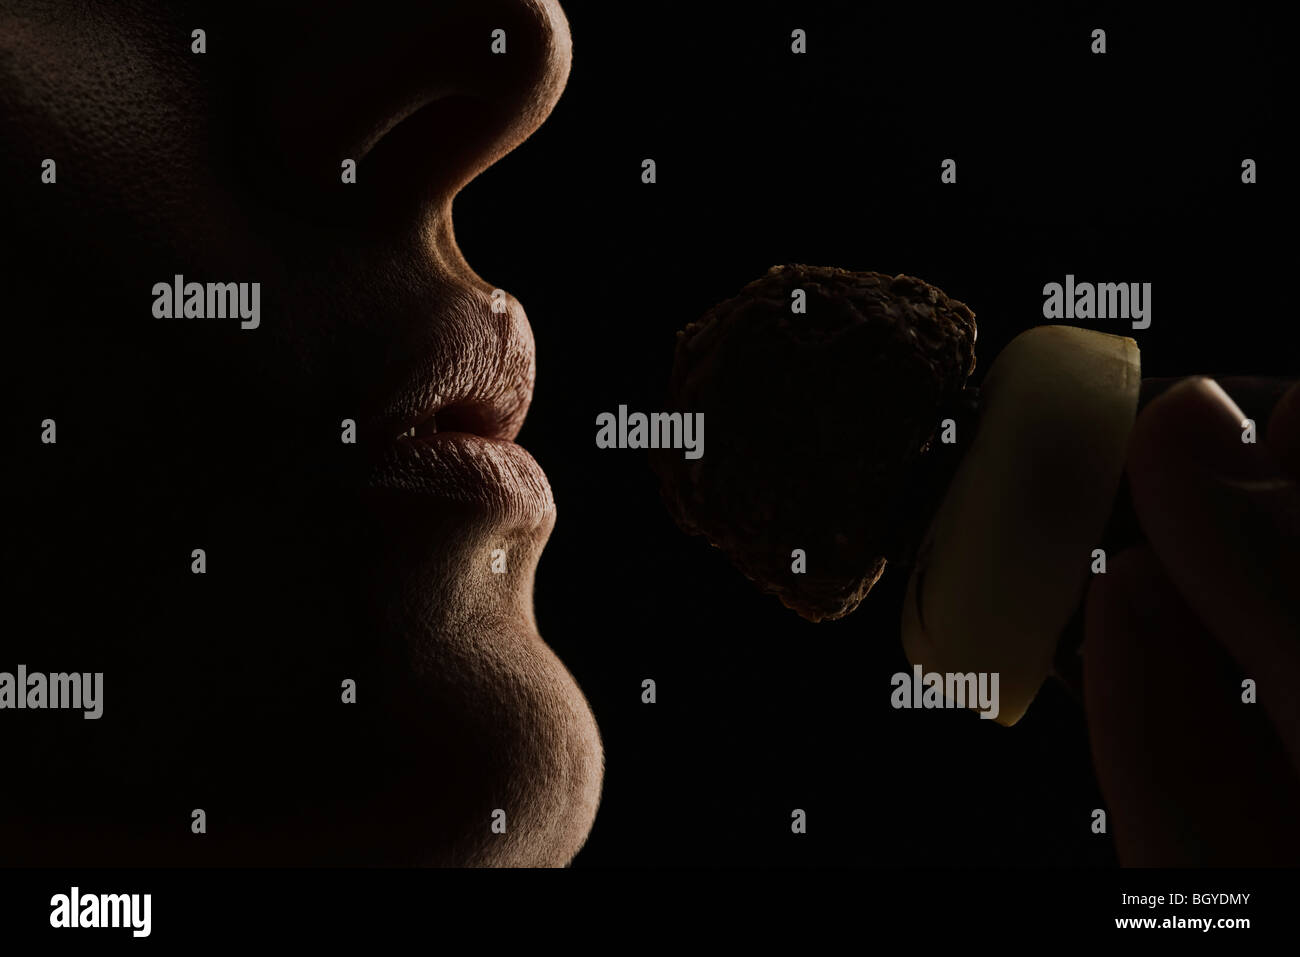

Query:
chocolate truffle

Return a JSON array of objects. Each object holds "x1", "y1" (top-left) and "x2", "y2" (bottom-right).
[{"x1": 651, "y1": 264, "x2": 977, "y2": 621}]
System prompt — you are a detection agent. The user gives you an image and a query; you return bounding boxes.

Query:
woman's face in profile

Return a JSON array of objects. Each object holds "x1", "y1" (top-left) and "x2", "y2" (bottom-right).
[{"x1": 0, "y1": 0, "x2": 602, "y2": 865}]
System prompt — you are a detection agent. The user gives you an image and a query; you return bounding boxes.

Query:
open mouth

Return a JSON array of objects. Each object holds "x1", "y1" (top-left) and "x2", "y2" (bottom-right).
[{"x1": 395, "y1": 399, "x2": 515, "y2": 444}]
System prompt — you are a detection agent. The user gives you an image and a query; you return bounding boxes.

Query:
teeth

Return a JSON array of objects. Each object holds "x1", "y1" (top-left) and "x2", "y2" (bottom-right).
[{"x1": 400, "y1": 415, "x2": 434, "y2": 440}]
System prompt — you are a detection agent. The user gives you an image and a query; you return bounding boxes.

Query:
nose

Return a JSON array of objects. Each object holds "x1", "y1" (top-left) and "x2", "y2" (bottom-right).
[{"x1": 248, "y1": 0, "x2": 572, "y2": 226}]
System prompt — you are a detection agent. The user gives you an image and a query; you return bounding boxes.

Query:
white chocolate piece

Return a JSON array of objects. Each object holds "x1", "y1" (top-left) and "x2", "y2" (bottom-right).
[{"x1": 900, "y1": 325, "x2": 1141, "y2": 726}]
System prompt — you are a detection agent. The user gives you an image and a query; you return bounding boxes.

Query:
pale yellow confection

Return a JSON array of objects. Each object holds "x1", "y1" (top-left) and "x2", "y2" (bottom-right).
[{"x1": 900, "y1": 325, "x2": 1141, "y2": 726}]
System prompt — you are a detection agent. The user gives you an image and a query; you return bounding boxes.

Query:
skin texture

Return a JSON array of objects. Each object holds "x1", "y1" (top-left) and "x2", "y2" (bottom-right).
[
  {"x1": 1085, "y1": 377, "x2": 1300, "y2": 865},
  {"x1": 0, "y1": 0, "x2": 602, "y2": 865}
]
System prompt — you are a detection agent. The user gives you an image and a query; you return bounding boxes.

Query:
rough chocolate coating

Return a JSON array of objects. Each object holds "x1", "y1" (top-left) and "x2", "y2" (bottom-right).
[{"x1": 651, "y1": 264, "x2": 977, "y2": 621}]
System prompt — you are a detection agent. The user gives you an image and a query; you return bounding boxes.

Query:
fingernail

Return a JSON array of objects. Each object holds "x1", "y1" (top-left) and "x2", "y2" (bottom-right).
[{"x1": 1154, "y1": 377, "x2": 1283, "y2": 483}]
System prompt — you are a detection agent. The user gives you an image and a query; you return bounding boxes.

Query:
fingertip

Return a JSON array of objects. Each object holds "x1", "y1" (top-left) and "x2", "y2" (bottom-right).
[
  {"x1": 1128, "y1": 376, "x2": 1280, "y2": 488},
  {"x1": 1123, "y1": 377, "x2": 1300, "y2": 767},
  {"x1": 1266, "y1": 379, "x2": 1300, "y2": 476}
]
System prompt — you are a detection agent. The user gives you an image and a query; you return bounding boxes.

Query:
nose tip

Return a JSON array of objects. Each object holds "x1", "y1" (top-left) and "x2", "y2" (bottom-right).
[{"x1": 254, "y1": 0, "x2": 571, "y2": 223}]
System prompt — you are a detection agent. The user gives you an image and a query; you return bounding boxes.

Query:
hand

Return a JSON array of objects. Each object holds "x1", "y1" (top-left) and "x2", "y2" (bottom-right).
[{"x1": 1083, "y1": 376, "x2": 1300, "y2": 866}]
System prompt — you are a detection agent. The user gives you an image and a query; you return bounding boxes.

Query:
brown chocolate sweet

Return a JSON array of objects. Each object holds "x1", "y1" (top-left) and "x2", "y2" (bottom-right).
[{"x1": 651, "y1": 264, "x2": 978, "y2": 621}]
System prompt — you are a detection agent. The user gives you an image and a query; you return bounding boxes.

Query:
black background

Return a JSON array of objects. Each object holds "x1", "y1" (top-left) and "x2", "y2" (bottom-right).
[
  {"x1": 0, "y1": 2, "x2": 1295, "y2": 943},
  {"x1": 447, "y1": 1, "x2": 1291, "y2": 866}
]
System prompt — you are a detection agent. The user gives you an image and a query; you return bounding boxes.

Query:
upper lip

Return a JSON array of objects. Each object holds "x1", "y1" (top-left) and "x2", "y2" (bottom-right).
[{"x1": 375, "y1": 282, "x2": 537, "y2": 446}]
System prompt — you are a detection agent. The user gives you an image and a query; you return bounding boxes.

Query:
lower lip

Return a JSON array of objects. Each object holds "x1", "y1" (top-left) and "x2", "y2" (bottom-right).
[{"x1": 364, "y1": 432, "x2": 554, "y2": 532}]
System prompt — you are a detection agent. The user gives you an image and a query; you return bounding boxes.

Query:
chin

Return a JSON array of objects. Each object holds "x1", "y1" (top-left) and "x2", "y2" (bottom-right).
[
  {"x1": 255, "y1": 498, "x2": 605, "y2": 868},
  {"x1": 342, "y1": 467, "x2": 605, "y2": 867},
  {"x1": 0, "y1": 498, "x2": 602, "y2": 868}
]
